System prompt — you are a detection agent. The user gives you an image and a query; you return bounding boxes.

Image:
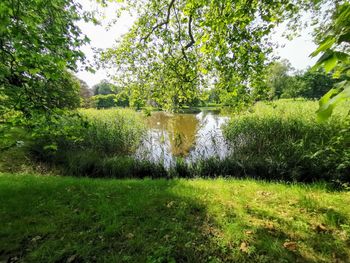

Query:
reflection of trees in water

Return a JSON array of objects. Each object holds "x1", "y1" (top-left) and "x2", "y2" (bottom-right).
[
  {"x1": 168, "y1": 114, "x2": 198, "y2": 156},
  {"x1": 147, "y1": 112, "x2": 199, "y2": 157},
  {"x1": 146, "y1": 112, "x2": 171, "y2": 131}
]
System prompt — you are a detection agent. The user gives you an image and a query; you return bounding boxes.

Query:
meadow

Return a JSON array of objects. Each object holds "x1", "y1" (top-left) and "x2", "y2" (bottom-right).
[{"x1": 1, "y1": 173, "x2": 349, "y2": 263}]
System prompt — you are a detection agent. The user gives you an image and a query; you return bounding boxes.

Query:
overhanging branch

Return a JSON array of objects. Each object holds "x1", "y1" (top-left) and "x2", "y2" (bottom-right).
[
  {"x1": 141, "y1": 0, "x2": 176, "y2": 42},
  {"x1": 184, "y1": 15, "x2": 195, "y2": 49}
]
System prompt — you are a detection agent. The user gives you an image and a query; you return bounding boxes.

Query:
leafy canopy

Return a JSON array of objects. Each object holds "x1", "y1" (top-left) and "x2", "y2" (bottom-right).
[
  {"x1": 101, "y1": 0, "x2": 337, "y2": 110},
  {"x1": 0, "y1": 0, "x2": 91, "y2": 114}
]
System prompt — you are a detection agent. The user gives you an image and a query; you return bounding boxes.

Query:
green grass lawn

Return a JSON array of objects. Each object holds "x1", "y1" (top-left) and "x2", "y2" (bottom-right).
[{"x1": 1, "y1": 174, "x2": 349, "y2": 263}]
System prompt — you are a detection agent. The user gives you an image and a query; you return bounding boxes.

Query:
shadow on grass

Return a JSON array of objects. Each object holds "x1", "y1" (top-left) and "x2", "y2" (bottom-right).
[
  {"x1": 242, "y1": 204, "x2": 350, "y2": 262},
  {"x1": 0, "y1": 176, "x2": 349, "y2": 262},
  {"x1": 0, "y1": 178, "x2": 226, "y2": 262}
]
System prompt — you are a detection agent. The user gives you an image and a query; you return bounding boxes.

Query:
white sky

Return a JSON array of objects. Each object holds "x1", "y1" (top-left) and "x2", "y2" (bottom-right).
[{"x1": 76, "y1": 0, "x2": 318, "y2": 88}]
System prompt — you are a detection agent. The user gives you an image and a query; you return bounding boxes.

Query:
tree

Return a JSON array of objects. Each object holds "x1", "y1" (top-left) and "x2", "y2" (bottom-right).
[
  {"x1": 1, "y1": 70, "x2": 82, "y2": 113},
  {"x1": 257, "y1": 61, "x2": 337, "y2": 100},
  {"x1": 77, "y1": 78, "x2": 93, "y2": 108},
  {"x1": 91, "y1": 94, "x2": 118, "y2": 108},
  {"x1": 92, "y1": 80, "x2": 115, "y2": 95},
  {"x1": 91, "y1": 80, "x2": 130, "y2": 108},
  {"x1": 0, "y1": 0, "x2": 90, "y2": 114},
  {"x1": 297, "y1": 70, "x2": 335, "y2": 99},
  {"x1": 265, "y1": 60, "x2": 294, "y2": 99},
  {"x1": 91, "y1": 93, "x2": 130, "y2": 108},
  {"x1": 101, "y1": 0, "x2": 337, "y2": 110}
]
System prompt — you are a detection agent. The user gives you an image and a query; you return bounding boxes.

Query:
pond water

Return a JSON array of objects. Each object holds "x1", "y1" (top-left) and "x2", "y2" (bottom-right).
[{"x1": 136, "y1": 111, "x2": 230, "y2": 167}]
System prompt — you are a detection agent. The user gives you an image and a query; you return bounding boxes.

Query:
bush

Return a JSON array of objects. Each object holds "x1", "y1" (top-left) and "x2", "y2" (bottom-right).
[{"x1": 223, "y1": 99, "x2": 350, "y2": 182}]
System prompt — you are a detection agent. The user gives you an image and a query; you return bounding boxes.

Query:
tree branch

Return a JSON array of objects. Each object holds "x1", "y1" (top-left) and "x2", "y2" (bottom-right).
[
  {"x1": 173, "y1": 6, "x2": 189, "y2": 61},
  {"x1": 184, "y1": 15, "x2": 195, "y2": 49},
  {"x1": 141, "y1": 0, "x2": 176, "y2": 42}
]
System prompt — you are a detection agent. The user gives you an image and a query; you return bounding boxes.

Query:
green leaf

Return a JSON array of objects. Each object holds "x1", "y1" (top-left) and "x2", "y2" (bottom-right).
[
  {"x1": 317, "y1": 81, "x2": 350, "y2": 121},
  {"x1": 310, "y1": 37, "x2": 335, "y2": 57},
  {"x1": 324, "y1": 54, "x2": 338, "y2": 72},
  {"x1": 43, "y1": 144, "x2": 58, "y2": 151}
]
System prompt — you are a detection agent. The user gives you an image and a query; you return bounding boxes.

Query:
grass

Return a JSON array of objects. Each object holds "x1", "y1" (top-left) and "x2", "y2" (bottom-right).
[
  {"x1": 1, "y1": 100, "x2": 349, "y2": 182},
  {"x1": 25, "y1": 108, "x2": 146, "y2": 172},
  {"x1": 223, "y1": 99, "x2": 350, "y2": 182},
  {"x1": 1, "y1": 173, "x2": 350, "y2": 262},
  {"x1": 79, "y1": 108, "x2": 145, "y2": 155}
]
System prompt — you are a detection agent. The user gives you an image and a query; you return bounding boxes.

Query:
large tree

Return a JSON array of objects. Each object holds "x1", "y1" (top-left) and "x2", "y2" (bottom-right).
[
  {"x1": 0, "y1": 0, "x2": 91, "y2": 114},
  {"x1": 101, "y1": 0, "x2": 340, "y2": 110},
  {"x1": 265, "y1": 59, "x2": 294, "y2": 99},
  {"x1": 92, "y1": 80, "x2": 116, "y2": 95}
]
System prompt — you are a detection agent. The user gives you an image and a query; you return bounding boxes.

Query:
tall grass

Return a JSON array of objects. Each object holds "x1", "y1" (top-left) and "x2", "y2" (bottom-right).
[
  {"x1": 5, "y1": 100, "x2": 349, "y2": 183},
  {"x1": 28, "y1": 109, "x2": 146, "y2": 169},
  {"x1": 79, "y1": 109, "x2": 145, "y2": 155},
  {"x1": 223, "y1": 99, "x2": 350, "y2": 182}
]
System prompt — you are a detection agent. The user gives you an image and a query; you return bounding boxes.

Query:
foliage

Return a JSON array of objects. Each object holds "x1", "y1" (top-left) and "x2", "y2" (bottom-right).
[
  {"x1": 26, "y1": 110, "x2": 90, "y2": 160},
  {"x1": 101, "y1": 0, "x2": 337, "y2": 110},
  {"x1": 223, "y1": 99, "x2": 350, "y2": 182},
  {"x1": 0, "y1": 0, "x2": 90, "y2": 114},
  {"x1": 265, "y1": 59, "x2": 294, "y2": 99},
  {"x1": 311, "y1": 2, "x2": 350, "y2": 120},
  {"x1": 260, "y1": 60, "x2": 335, "y2": 100},
  {"x1": 91, "y1": 94, "x2": 129, "y2": 108},
  {"x1": 91, "y1": 80, "x2": 130, "y2": 108},
  {"x1": 1, "y1": 70, "x2": 82, "y2": 115},
  {"x1": 77, "y1": 78, "x2": 93, "y2": 108},
  {"x1": 1, "y1": 174, "x2": 350, "y2": 262},
  {"x1": 281, "y1": 70, "x2": 335, "y2": 99},
  {"x1": 92, "y1": 80, "x2": 115, "y2": 95},
  {"x1": 27, "y1": 109, "x2": 145, "y2": 166}
]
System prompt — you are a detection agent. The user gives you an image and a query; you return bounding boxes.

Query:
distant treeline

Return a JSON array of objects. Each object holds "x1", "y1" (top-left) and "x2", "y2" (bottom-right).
[{"x1": 78, "y1": 59, "x2": 345, "y2": 110}]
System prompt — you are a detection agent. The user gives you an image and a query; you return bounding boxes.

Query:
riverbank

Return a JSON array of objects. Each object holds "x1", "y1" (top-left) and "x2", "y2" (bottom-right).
[
  {"x1": 1, "y1": 173, "x2": 349, "y2": 262},
  {"x1": 1, "y1": 100, "x2": 349, "y2": 183}
]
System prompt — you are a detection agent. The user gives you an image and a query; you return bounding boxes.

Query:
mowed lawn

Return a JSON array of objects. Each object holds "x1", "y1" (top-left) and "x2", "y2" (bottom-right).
[{"x1": 0, "y1": 174, "x2": 349, "y2": 263}]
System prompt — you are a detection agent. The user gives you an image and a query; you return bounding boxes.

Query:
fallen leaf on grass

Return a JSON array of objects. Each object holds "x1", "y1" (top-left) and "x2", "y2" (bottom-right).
[
  {"x1": 315, "y1": 224, "x2": 328, "y2": 233},
  {"x1": 283, "y1": 241, "x2": 297, "y2": 251},
  {"x1": 265, "y1": 222, "x2": 275, "y2": 231},
  {"x1": 167, "y1": 201, "x2": 175, "y2": 208},
  {"x1": 31, "y1": 236, "x2": 42, "y2": 242},
  {"x1": 126, "y1": 233, "x2": 134, "y2": 239},
  {"x1": 240, "y1": 242, "x2": 249, "y2": 253},
  {"x1": 66, "y1": 255, "x2": 77, "y2": 263},
  {"x1": 245, "y1": 230, "x2": 254, "y2": 235},
  {"x1": 257, "y1": 191, "x2": 272, "y2": 197}
]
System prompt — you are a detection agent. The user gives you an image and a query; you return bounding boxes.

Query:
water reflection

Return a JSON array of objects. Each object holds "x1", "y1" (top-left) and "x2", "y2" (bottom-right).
[{"x1": 136, "y1": 111, "x2": 230, "y2": 167}]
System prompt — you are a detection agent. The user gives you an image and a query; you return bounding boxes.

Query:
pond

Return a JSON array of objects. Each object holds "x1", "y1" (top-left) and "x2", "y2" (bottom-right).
[{"x1": 136, "y1": 110, "x2": 230, "y2": 167}]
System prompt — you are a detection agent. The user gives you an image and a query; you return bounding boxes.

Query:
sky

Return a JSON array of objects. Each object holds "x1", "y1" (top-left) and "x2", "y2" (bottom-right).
[{"x1": 76, "y1": 0, "x2": 319, "y2": 88}]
